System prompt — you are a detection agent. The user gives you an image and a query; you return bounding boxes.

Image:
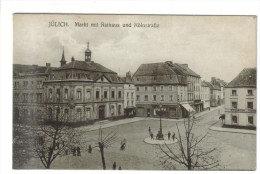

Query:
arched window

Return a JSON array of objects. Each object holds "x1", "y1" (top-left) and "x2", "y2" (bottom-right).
[
  {"x1": 118, "y1": 105, "x2": 122, "y2": 115},
  {"x1": 64, "y1": 89, "x2": 69, "y2": 99},
  {"x1": 77, "y1": 108, "x2": 82, "y2": 121},
  {"x1": 64, "y1": 109, "x2": 69, "y2": 120}
]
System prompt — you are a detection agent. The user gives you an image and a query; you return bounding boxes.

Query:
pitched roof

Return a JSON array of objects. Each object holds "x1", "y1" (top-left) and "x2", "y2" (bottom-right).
[
  {"x1": 133, "y1": 62, "x2": 187, "y2": 85},
  {"x1": 173, "y1": 63, "x2": 201, "y2": 78},
  {"x1": 54, "y1": 60, "x2": 116, "y2": 74},
  {"x1": 201, "y1": 81, "x2": 210, "y2": 87},
  {"x1": 226, "y1": 68, "x2": 256, "y2": 88},
  {"x1": 134, "y1": 62, "x2": 178, "y2": 76},
  {"x1": 204, "y1": 81, "x2": 220, "y2": 90},
  {"x1": 13, "y1": 64, "x2": 54, "y2": 76}
]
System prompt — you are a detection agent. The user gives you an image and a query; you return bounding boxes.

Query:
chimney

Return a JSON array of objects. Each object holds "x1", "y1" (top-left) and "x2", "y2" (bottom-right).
[
  {"x1": 182, "y1": 64, "x2": 188, "y2": 67},
  {"x1": 211, "y1": 77, "x2": 216, "y2": 84},
  {"x1": 165, "y1": 61, "x2": 173, "y2": 65},
  {"x1": 46, "y1": 63, "x2": 51, "y2": 68},
  {"x1": 71, "y1": 56, "x2": 75, "y2": 62}
]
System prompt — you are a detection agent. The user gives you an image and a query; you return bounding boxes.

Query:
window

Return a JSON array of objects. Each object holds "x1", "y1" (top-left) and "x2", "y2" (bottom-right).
[
  {"x1": 77, "y1": 90, "x2": 82, "y2": 99},
  {"x1": 118, "y1": 91, "x2": 122, "y2": 98},
  {"x1": 232, "y1": 115, "x2": 238, "y2": 124},
  {"x1": 37, "y1": 93, "x2": 42, "y2": 103},
  {"x1": 111, "y1": 105, "x2": 115, "y2": 116},
  {"x1": 169, "y1": 95, "x2": 173, "y2": 101},
  {"x1": 31, "y1": 81, "x2": 34, "y2": 89},
  {"x1": 137, "y1": 78, "x2": 139, "y2": 81},
  {"x1": 64, "y1": 109, "x2": 69, "y2": 120},
  {"x1": 48, "y1": 108, "x2": 52, "y2": 120},
  {"x1": 136, "y1": 87, "x2": 139, "y2": 91},
  {"x1": 65, "y1": 89, "x2": 68, "y2": 99},
  {"x1": 56, "y1": 108, "x2": 60, "y2": 120},
  {"x1": 96, "y1": 91, "x2": 100, "y2": 99},
  {"x1": 169, "y1": 86, "x2": 173, "y2": 91},
  {"x1": 136, "y1": 95, "x2": 140, "y2": 101},
  {"x1": 247, "y1": 102, "x2": 253, "y2": 109},
  {"x1": 127, "y1": 92, "x2": 129, "y2": 98},
  {"x1": 161, "y1": 95, "x2": 164, "y2": 101},
  {"x1": 145, "y1": 95, "x2": 148, "y2": 101},
  {"x1": 160, "y1": 86, "x2": 164, "y2": 91},
  {"x1": 23, "y1": 93, "x2": 28, "y2": 102},
  {"x1": 23, "y1": 81, "x2": 28, "y2": 89},
  {"x1": 37, "y1": 81, "x2": 42, "y2": 88},
  {"x1": 77, "y1": 108, "x2": 82, "y2": 120},
  {"x1": 111, "y1": 90, "x2": 115, "y2": 99},
  {"x1": 145, "y1": 86, "x2": 148, "y2": 91},
  {"x1": 131, "y1": 92, "x2": 134, "y2": 98},
  {"x1": 153, "y1": 95, "x2": 156, "y2": 101},
  {"x1": 86, "y1": 90, "x2": 91, "y2": 100},
  {"x1": 248, "y1": 90, "x2": 253, "y2": 96},
  {"x1": 104, "y1": 91, "x2": 108, "y2": 99},
  {"x1": 86, "y1": 108, "x2": 91, "y2": 118},
  {"x1": 127, "y1": 101, "x2": 129, "y2": 106},
  {"x1": 231, "y1": 90, "x2": 237, "y2": 96},
  {"x1": 248, "y1": 116, "x2": 253, "y2": 125},
  {"x1": 56, "y1": 89, "x2": 60, "y2": 100},
  {"x1": 49, "y1": 89, "x2": 52, "y2": 99},
  {"x1": 231, "y1": 102, "x2": 237, "y2": 109},
  {"x1": 153, "y1": 86, "x2": 156, "y2": 91},
  {"x1": 118, "y1": 105, "x2": 122, "y2": 115},
  {"x1": 66, "y1": 73, "x2": 70, "y2": 79},
  {"x1": 77, "y1": 74, "x2": 81, "y2": 79}
]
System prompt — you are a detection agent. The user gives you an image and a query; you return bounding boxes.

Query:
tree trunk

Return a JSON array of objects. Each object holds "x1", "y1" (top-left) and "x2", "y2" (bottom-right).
[{"x1": 100, "y1": 147, "x2": 106, "y2": 170}]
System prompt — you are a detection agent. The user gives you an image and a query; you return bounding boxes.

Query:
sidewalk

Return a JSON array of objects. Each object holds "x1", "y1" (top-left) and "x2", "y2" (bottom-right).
[
  {"x1": 76, "y1": 117, "x2": 146, "y2": 132},
  {"x1": 147, "y1": 105, "x2": 223, "y2": 122},
  {"x1": 209, "y1": 120, "x2": 256, "y2": 135}
]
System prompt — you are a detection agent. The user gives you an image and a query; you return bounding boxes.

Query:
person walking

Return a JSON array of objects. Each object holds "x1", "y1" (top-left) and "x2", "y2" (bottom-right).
[
  {"x1": 167, "y1": 131, "x2": 171, "y2": 140},
  {"x1": 148, "y1": 127, "x2": 151, "y2": 134},
  {"x1": 150, "y1": 132, "x2": 154, "y2": 140},
  {"x1": 77, "y1": 146, "x2": 81, "y2": 156},
  {"x1": 172, "y1": 132, "x2": 175, "y2": 141},
  {"x1": 113, "y1": 162, "x2": 117, "y2": 170},
  {"x1": 88, "y1": 144, "x2": 92, "y2": 154}
]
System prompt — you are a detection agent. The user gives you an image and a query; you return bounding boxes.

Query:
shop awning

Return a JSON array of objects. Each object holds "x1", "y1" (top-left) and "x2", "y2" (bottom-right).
[{"x1": 180, "y1": 103, "x2": 195, "y2": 112}]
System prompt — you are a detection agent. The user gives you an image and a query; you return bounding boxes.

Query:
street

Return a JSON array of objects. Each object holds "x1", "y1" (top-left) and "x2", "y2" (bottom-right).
[{"x1": 19, "y1": 106, "x2": 256, "y2": 170}]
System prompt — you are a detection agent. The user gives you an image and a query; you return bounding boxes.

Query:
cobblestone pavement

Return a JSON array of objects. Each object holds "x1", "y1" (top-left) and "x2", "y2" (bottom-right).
[{"x1": 21, "y1": 105, "x2": 256, "y2": 170}]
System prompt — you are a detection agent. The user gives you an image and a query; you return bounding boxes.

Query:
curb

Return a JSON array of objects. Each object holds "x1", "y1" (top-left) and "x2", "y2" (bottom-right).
[{"x1": 209, "y1": 122, "x2": 256, "y2": 135}]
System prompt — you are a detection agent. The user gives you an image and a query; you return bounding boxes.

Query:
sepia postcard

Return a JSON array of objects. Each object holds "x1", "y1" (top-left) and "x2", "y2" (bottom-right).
[{"x1": 13, "y1": 14, "x2": 256, "y2": 170}]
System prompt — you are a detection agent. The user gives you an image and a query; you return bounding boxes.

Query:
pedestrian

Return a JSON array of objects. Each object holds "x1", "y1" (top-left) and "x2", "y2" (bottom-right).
[
  {"x1": 88, "y1": 144, "x2": 92, "y2": 154},
  {"x1": 118, "y1": 166, "x2": 122, "y2": 170},
  {"x1": 148, "y1": 127, "x2": 151, "y2": 134},
  {"x1": 172, "y1": 132, "x2": 175, "y2": 141},
  {"x1": 62, "y1": 140, "x2": 65, "y2": 147},
  {"x1": 150, "y1": 132, "x2": 154, "y2": 140},
  {"x1": 73, "y1": 147, "x2": 76, "y2": 156},
  {"x1": 77, "y1": 146, "x2": 81, "y2": 156},
  {"x1": 167, "y1": 131, "x2": 171, "y2": 140},
  {"x1": 120, "y1": 138, "x2": 126, "y2": 150},
  {"x1": 113, "y1": 162, "x2": 117, "y2": 170}
]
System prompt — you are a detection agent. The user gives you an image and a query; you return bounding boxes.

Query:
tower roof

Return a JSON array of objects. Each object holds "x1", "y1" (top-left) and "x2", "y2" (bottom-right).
[
  {"x1": 60, "y1": 46, "x2": 66, "y2": 62},
  {"x1": 85, "y1": 41, "x2": 91, "y2": 52}
]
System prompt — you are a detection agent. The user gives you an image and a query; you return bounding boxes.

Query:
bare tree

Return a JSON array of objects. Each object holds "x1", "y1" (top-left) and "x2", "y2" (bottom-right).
[
  {"x1": 159, "y1": 113, "x2": 219, "y2": 170},
  {"x1": 93, "y1": 127, "x2": 120, "y2": 170},
  {"x1": 30, "y1": 113, "x2": 78, "y2": 169}
]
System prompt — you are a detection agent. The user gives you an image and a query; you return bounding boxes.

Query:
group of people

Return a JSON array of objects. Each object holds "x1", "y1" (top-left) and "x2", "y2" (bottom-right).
[
  {"x1": 113, "y1": 162, "x2": 122, "y2": 170},
  {"x1": 148, "y1": 127, "x2": 175, "y2": 141},
  {"x1": 71, "y1": 146, "x2": 81, "y2": 156}
]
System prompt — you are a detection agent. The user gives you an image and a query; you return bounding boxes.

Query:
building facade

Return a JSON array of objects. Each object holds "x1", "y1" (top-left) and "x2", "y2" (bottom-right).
[
  {"x1": 43, "y1": 44, "x2": 125, "y2": 122},
  {"x1": 123, "y1": 71, "x2": 136, "y2": 117},
  {"x1": 13, "y1": 63, "x2": 53, "y2": 123},
  {"x1": 224, "y1": 68, "x2": 256, "y2": 128},
  {"x1": 201, "y1": 81, "x2": 211, "y2": 110},
  {"x1": 132, "y1": 61, "x2": 195, "y2": 119}
]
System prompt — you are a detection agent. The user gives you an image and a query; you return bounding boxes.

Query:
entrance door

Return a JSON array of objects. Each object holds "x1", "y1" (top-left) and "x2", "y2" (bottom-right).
[{"x1": 99, "y1": 105, "x2": 105, "y2": 120}]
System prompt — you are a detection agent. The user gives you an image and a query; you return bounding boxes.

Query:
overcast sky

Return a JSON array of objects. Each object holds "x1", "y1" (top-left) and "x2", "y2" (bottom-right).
[{"x1": 13, "y1": 14, "x2": 256, "y2": 82}]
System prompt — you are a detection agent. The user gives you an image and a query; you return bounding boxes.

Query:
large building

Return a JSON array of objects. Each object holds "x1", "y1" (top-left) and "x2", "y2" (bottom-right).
[
  {"x1": 224, "y1": 68, "x2": 256, "y2": 128},
  {"x1": 43, "y1": 43, "x2": 125, "y2": 122},
  {"x1": 132, "y1": 61, "x2": 197, "y2": 119},
  {"x1": 13, "y1": 63, "x2": 54, "y2": 123},
  {"x1": 172, "y1": 63, "x2": 202, "y2": 112}
]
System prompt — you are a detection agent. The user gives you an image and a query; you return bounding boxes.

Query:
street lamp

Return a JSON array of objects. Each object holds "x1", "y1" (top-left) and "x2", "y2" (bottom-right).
[{"x1": 155, "y1": 103, "x2": 166, "y2": 140}]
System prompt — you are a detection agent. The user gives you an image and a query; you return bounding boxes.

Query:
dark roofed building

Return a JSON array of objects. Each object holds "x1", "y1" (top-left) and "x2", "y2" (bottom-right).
[
  {"x1": 132, "y1": 61, "x2": 197, "y2": 119},
  {"x1": 224, "y1": 68, "x2": 256, "y2": 128},
  {"x1": 226, "y1": 68, "x2": 256, "y2": 88},
  {"x1": 43, "y1": 42, "x2": 125, "y2": 123}
]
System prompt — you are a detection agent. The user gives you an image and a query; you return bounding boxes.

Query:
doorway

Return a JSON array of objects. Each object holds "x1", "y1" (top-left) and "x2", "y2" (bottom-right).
[{"x1": 99, "y1": 105, "x2": 105, "y2": 120}]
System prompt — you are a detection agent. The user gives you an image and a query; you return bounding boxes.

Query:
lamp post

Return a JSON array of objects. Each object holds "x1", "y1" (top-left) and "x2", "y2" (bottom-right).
[{"x1": 155, "y1": 103, "x2": 166, "y2": 140}]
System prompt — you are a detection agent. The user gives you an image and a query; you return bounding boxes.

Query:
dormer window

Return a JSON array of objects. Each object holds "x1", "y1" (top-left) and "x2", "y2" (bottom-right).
[
  {"x1": 248, "y1": 89, "x2": 253, "y2": 96},
  {"x1": 231, "y1": 90, "x2": 237, "y2": 96}
]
